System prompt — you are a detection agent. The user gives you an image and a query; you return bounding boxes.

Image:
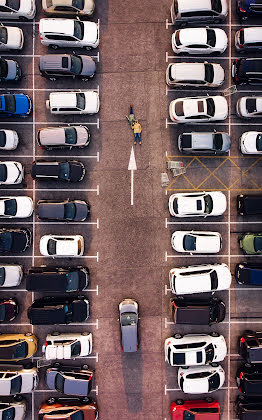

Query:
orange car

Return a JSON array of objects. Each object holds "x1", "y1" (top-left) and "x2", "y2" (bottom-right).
[{"x1": 39, "y1": 397, "x2": 98, "y2": 420}]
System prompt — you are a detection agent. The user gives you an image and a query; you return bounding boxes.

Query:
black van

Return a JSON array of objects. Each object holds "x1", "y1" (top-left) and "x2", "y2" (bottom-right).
[
  {"x1": 239, "y1": 331, "x2": 262, "y2": 363},
  {"x1": 170, "y1": 297, "x2": 226, "y2": 325},
  {"x1": 236, "y1": 395, "x2": 262, "y2": 419},
  {"x1": 236, "y1": 364, "x2": 262, "y2": 396},
  {"x1": 236, "y1": 263, "x2": 262, "y2": 286},
  {"x1": 237, "y1": 194, "x2": 262, "y2": 216},
  {"x1": 26, "y1": 266, "x2": 89, "y2": 293}
]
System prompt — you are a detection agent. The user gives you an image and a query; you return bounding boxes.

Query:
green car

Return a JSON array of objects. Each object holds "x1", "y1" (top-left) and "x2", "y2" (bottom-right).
[{"x1": 239, "y1": 233, "x2": 262, "y2": 255}]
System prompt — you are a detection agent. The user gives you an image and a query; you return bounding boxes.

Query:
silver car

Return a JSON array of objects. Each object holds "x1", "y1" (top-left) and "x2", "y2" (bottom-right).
[
  {"x1": 37, "y1": 126, "x2": 90, "y2": 149},
  {"x1": 46, "y1": 364, "x2": 94, "y2": 396},
  {"x1": 178, "y1": 131, "x2": 231, "y2": 154},
  {"x1": 119, "y1": 299, "x2": 139, "y2": 353}
]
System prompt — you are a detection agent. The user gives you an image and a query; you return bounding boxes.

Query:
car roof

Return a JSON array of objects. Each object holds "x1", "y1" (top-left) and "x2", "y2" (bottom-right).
[
  {"x1": 39, "y1": 127, "x2": 66, "y2": 145},
  {"x1": 243, "y1": 27, "x2": 262, "y2": 43},
  {"x1": 176, "y1": 306, "x2": 210, "y2": 324},
  {"x1": 49, "y1": 0, "x2": 74, "y2": 6},
  {"x1": 178, "y1": 0, "x2": 214, "y2": 12},
  {"x1": 40, "y1": 55, "x2": 71, "y2": 71},
  {"x1": 49, "y1": 92, "x2": 77, "y2": 108},
  {"x1": 240, "y1": 58, "x2": 262, "y2": 74},
  {"x1": 178, "y1": 28, "x2": 208, "y2": 45},
  {"x1": 170, "y1": 63, "x2": 205, "y2": 81},
  {"x1": 40, "y1": 19, "x2": 74, "y2": 36}
]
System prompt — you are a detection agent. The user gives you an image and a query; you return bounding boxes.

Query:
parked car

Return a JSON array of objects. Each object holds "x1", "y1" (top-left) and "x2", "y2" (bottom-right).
[
  {"x1": 237, "y1": 194, "x2": 262, "y2": 216},
  {"x1": 32, "y1": 160, "x2": 85, "y2": 182},
  {"x1": 37, "y1": 199, "x2": 90, "y2": 222},
  {"x1": 240, "y1": 131, "x2": 262, "y2": 154},
  {"x1": 166, "y1": 62, "x2": 225, "y2": 88},
  {"x1": 0, "y1": 25, "x2": 24, "y2": 50},
  {"x1": 235, "y1": 27, "x2": 262, "y2": 53},
  {"x1": 169, "y1": 263, "x2": 231, "y2": 295},
  {"x1": 237, "y1": 0, "x2": 262, "y2": 20},
  {"x1": 165, "y1": 333, "x2": 227, "y2": 367},
  {"x1": 178, "y1": 131, "x2": 231, "y2": 154},
  {"x1": 39, "y1": 18, "x2": 99, "y2": 49},
  {"x1": 40, "y1": 234, "x2": 84, "y2": 257},
  {"x1": 0, "y1": 228, "x2": 31, "y2": 253},
  {"x1": 26, "y1": 265, "x2": 89, "y2": 292},
  {"x1": 0, "y1": 161, "x2": 24, "y2": 185},
  {"x1": 170, "y1": 398, "x2": 220, "y2": 419},
  {"x1": 239, "y1": 330, "x2": 262, "y2": 363},
  {"x1": 168, "y1": 191, "x2": 227, "y2": 217},
  {"x1": 171, "y1": 231, "x2": 222, "y2": 253},
  {"x1": 169, "y1": 96, "x2": 228, "y2": 123},
  {"x1": 0, "y1": 365, "x2": 37, "y2": 395},
  {"x1": 46, "y1": 90, "x2": 99, "y2": 115},
  {"x1": 38, "y1": 397, "x2": 98, "y2": 420},
  {"x1": 119, "y1": 298, "x2": 138, "y2": 353},
  {"x1": 0, "y1": 333, "x2": 37, "y2": 361},
  {"x1": 236, "y1": 97, "x2": 262, "y2": 118},
  {"x1": 170, "y1": 0, "x2": 228, "y2": 24},
  {"x1": 239, "y1": 233, "x2": 262, "y2": 254},
  {"x1": 39, "y1": 54, "x2": 96, "y2": 80},
  {"x1": 236, "y1": 395, "x2": 262, "y2": 419},
  {"x1": 0, "y1": 196, "x2": 33, "y2": 218},
  {"x1": 0, "y1": 58, "x2": 21, "y2": 82},
  {"x1": 28, "y1": 296, "x2": 89, "y2": 325},
  {"x1": 236, "y1": 263, "x2": 262, "y2": 286},
  {"x1": 42, "y1": 0, "x2": 95, "y2": 17},
  {"x1": 178, "y1": 364, "x2": 225, "y2": 393},
  {"x1": 236, "y1": 363, "x2": 262, "y2": 395},
  {"x1": 0, "y1": 264, "x2": 23, "y2": 287},
  {"x1": 0, "y1": 0, "x2": 36, "y2": 20},
  {"x1": 232, "y1": 58, "x2": 262, "y2": 85},
  {"x1": 171, "y1": 28, "x2": 228, "y2": 55},
  {"x1": 170, "y1": 297, "x2": 226, "y2": 325},
  {"x1": 0, "y1": 94, "x2": 32, "y2": 117},
  {"x1": 46, "y1": 364, "x2": 94, "y2": 395},
  {"x1": 0, "y1": 396, "x2": 27, "y2": 420},
  {"x1": 43, "y1": 332, "x2": 92, "y2": 360},
  {"x1": 0, "y1": 129, "x2": 19, "y2": 150},
  {"x1": 0, "y1": 298, "x2": 18, "y2": 322},
  {"x1": 37, "y1": 125, "x2": 90, "y2": 150}
]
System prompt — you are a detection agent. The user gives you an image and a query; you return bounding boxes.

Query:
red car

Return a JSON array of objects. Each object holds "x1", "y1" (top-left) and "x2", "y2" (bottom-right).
[{"x1": 170, "y1": 398, "x2": 221, "y2": 419}]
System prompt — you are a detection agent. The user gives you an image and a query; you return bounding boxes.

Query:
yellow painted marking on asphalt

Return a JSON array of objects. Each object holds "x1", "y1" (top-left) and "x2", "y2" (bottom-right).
[
  {"x1": 228, "y1": 156, "x2": 261, "y2": 190},
  {"x1": 195, "y1": 157, "x2": 228, "y2": 190}
]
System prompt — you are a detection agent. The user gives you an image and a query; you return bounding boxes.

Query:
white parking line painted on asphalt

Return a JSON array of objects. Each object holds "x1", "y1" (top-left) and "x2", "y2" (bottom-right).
[
  {"x1": 88, "y1": 285, "x2": 99, "y2": 296},
  {"x1": 4, "y1": 187, "x2": 100, "y2": 193},
  {"x1": 165, "y1": 285, "x2": 170, "y2": 295},
  {"x1": 165, "y1": 254, "x2": 262, "y2": 258},
  {"x1": 166, "y1": 219, "x2": 262, "y2": 225},
  {"x1": 165, "y1": 385, "x2": 237, "y2": 394},
  {"x1": 0, "y1": 120, "x2": 100, "y2": 127},
  {"x1": 33, "y1": 253, "x2": 99, "y2": 261},
  {"x1": 166, "y1": 53, "x2": 241, "y2": 61},
  {"x1": 92, "y1": 385, "x2": 99, "y2": 395}
]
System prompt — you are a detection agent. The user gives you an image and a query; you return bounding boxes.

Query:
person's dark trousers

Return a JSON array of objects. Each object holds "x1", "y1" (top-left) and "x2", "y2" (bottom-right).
[
  {"x1": 134, "y1": 132, "x2": 141, "y2": 144},
  {"x1": 130, "y1": 106, "x2": 133, "y2": 114}
]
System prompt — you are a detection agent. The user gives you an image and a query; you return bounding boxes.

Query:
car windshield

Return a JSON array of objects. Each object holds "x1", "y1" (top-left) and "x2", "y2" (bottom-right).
[
  {"x1": 256, "y1": 134, "x2": 262, "y2": 151},
  {"x1": 64, "y1": 127, "x2": 77, "y2": 145},
  {"x1": 76, "y1": 93, "x2": 85, "y2": 110},
  {"x1": 0, "y1": 165, "x2": 7, "y2": 182},
  {"x1": 70, "y1": 55, "x2": 82, "y2": 75},
  {"x1": 211, "y1": 0, "x2": 222, "y2": 13},
  {"x1": 0, "y1": 131, "x2": 6, "y2": 148},
  {"x1": 206, "y1": 29, "x2": 216, "y2": 47},
  {"x1": 59, "y1": 162, "x2": 70, "y2": 180},
  {"x1": 204, "y1": 194, "x2": 213, "y2": 214},
  {"x1": 0, "y1": 303, "x2": 5, "y2": 321},
  {"x1": 3, "y1": 407, "x2": 15, "y2": 420},
  {"x1": 213, "y1": 133, "x2": 223, "y2": 150},
  {"x1": 121, "y1": 312, "x2": 138, "y2": 326},
  {"x1": 204, "y1": 63, "x2": 214, "y2": 83},
  {"x1": 254, "y1": 236, "x2": 262, "y2": 252},
  {"x1": 4, "y1": 199, "x2": 17, "y2": 216},
  {"x1": 4, "y1": 95, "x2": 16, "y2": 113},
  {"x1": 208, "y1": 372, "x2": 220, "y2": 392},
  {"x1": 64, "y1": 202, "x2": 76, "y2": 219},
  {"x1": 72, "y1": 0, "x2": 84, "y2": 9},
  {"x1": 71, "y1": 340, "x2": 81, "y2": 357},
  {"x1": 12, "y1": 341, "x2": 28, "y2": 359},
  {"x1": 0, "y1": 267, "x2": 5, "y2": 286},
  {"x1": 71, "y1": 412, "x2": 84, "y2": 420},
  {"x1": 206, "y1": 98, "x2": 215, "y2": 117},
  {"x1": 73, "y1": 21, "x2": 84, "y2": 40},
  {"x1": 205, "y1": 343, "x2": 215, "y2": 363},
  {"x1": 66, "y1": 271, "x2": 79, "y2": 292},
  {"x1": 47, "y1": 239, "x2": 56, "y2": 255},
  {"x1": 55, "y1": 372, "x2": 65, "y2": 392},
  {"x1": 0, "y1": 28, "x2": 7, "y2": 45},
  {"x1": 6, "y1": 0, "x2": 20, "y2": 10},
  {"x1": 0, "y1": 60, "x2": 8, "y2": 79},
  {"x1": 183, "y1": 234, "x2": 196, "y2": 251},
  {"x1": 0, "y1": 232, "x2": 12, "y2": 252},
  {"x1": 10, "y1": 375, "x2": 22, "y2": 394}
]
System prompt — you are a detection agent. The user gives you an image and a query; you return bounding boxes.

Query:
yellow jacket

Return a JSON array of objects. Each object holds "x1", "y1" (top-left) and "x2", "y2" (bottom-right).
[{"x1": 132, "y1": 122, "x2": 142, "y2": 133}]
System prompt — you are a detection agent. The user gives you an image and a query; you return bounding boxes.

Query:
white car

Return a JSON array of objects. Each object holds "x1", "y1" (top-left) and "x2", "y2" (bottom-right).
[
  {"x1": 169, "y1": 263, "x2": 232, "y2": 295},
  {"x1": 178, "y1": 364, "x2": 225, "y2": 394},
  {"x1": 0, "y1": 397, "x2": 26, "y2": 420},
  {"x1": 236, "y1": 96, "x2": 262, "y2": 118},
  {"x1": 171, "y1": 231, "x2": 222, "y2": 254},
  {"x1": 0, "y1": 130, "x2": 19, "y2": 150},
  {"x1": 168, "y1": 191, "x2": 227, "y2": 217},
  {"x1": 40, "y1": 234, "x2": 84, "y2": 257},
  {"x1": 0, "y1": 365, "x2": 38, "y2": 395},
  {"x1": 0, "y1": 264, "x2": 23, "y2": 287},
  {"x1": 39, "y1": 18, "x2": 99, "y2": 49},
  {"x1": 43, "y1": 332, "x2": 92, "y2": 360},
  {"x1": 165, "y1": 333, "x2": 227, "y2": 366},
  {"x1": 172, "y1": 28, "x2": 228, "y2": 55},
  {"x1": 0, "y1": 196, "x2": 33, "y2": 218},
  {"x1": 0, "y1": 25, "x2": 24, "y2": 50},
  {"x1": 46, "y1": 90, "x2": 100, "y2": 115},
  {"x1": 240, "y1": 131, "x2": 262, "y2": 154},
  {"x1": 0, "y1": 162, "x2": 24, "y2": 185},
  {"x1": 0, "y1": 0, "x2": 36, "y2": 20},
  {"x1": 166, "y1": 62, "x2": 225, "y2": 88},
  {"x1": 169, "y1": 96, "x2": 228, "y2": 123}
]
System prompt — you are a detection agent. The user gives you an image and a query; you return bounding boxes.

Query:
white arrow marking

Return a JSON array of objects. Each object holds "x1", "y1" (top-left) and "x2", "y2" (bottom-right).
[{"x1": 128, "y1": 146, "x2": 137, "y2": 206}]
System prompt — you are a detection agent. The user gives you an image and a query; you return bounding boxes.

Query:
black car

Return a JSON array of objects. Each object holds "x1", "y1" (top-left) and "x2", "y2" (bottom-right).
[
  {"x1": 236, "y1": 363, "x2": 262, "y2": 395},
  {"x1": 26, "y1": 266, "x2": 89, "y2": 292},
  {"x1": 37, "y1": 199, "x2": 90, "y2": 222},
  {"x1": 28, "y1": 296, "x2": 89, "y2": 325},
  {"x1": 237, "y1": 0, "x2": 262, "y2": 20},
  {"x1": 237, "y1": 194, "x2": 262, "y2": 216},
  {"x1": 0, "y1": 228, "x2": 31, "y2": 253},
  {"x1": 236, "y1": 395, "x2": 262, "y2": 419},
  {"x1": 232, "y1": 58, "x2": 262, "y2": 85},
  {"x1": 235, "y1": 263, "x2": 262, "y2": 286},
  {"x1": 170, "y1": 297, "x2": 226, "y2": 325},
  {"x1": 0, "y1": 298, "x2": 18, "y2": 322},
  {"x1": 46, "y1": 363, "x2": 94, "y2": 396},
  {"x1": 239, "y1": 330, "x2": 262, "y2": 363},
  {"x1": 31, "y1": 160, "x2": 85, "y2": 182}
]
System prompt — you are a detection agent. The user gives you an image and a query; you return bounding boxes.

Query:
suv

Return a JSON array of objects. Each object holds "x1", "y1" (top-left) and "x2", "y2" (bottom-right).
[
  {"x1": 32, "y1": 160, "x2": 85, "y2": 182},
  {"x1": 239, "y1": 330, "x2": 262, "y2": 363},
  {"x1": 236, "y1": 395, "x2": 262, "y2": 419},
  {"x1": 170, "y1": 398, "x2": 221, "y2": 420},
  {"x1": 235, "y1": 27, "x2": 262, "y2": 52},
  {"x1": 236, "y1": 364, "x2": 262, "y2": 395},
  {"x1": 170, "y1": 297, "x2": 226, "y2": 325},
  {"x1": 42, "y1": 0, "x2": 95, "y2": 17},
  {"x1": 237, "y1": 194, "x2": 262, "y2": 215},
  {"x1": 37, "y1": 126, "x2": 90, "y2": 149},
  {"x1": 170, "y1": 0, "x2": 228, "y2": 25},
  {"x1": 232, "y1": 58, "x2": 262, "y2": 85},
  {"x1": 26, "y1": 266, "x2": 89, "y2": 292},
  {"x1": 178, "y1": 131, "x2": 231, "y2": 154},
  {"x1": 237, "y1": 0, "x2": 262, "y2": 20},
  {"x1": 46, "y1": 90, "x2": 99, "y2": 115},
  {"x1": 236, "y1": 263, "x2": 262, "y2": 286},
  {"x1": 0, "y1": 0, "x2": 36, "y2": 20},
  {"x1": 0, "y1": 365, "x2": 38, "y2": 395},
  {"x1": 166, "y1": 62, "x2": 225, "y2": 88},
  {"x1": 39, "y1": 54, "x2": 96, "y2": 81}
]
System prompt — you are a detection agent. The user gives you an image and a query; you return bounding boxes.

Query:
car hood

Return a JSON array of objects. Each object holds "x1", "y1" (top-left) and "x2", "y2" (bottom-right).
[
  {"x1": 214, "y1": 28, "x2": 228, "y2": 50},
  {"x1": 74, "y1": 202, "x2": 89, "y2": 221},
  {"x1": 4, "y1": 130, "x2": 18, "y2": 150},
  {"x1": 213, "y1": 63, "x2": 225, "y2": 85},
  {"x1": 13, "y1": 94, "x2": 30, "y2": 115},
  {"x1": 6, "y1": 60, "x2": 17, "y2": 80},
  {"x1": 6, "y1": 27, "x2": 23, "y2": 49},
  {"x1": 83, "y1": 91, "x2": 99, "y2": 113},
  {"x1": 80, "y1": 56, "x2": 96, "y2": 76},
  {"x1": 6, "y1": 162, "x2": 20, "y2": 183},
  {"x1": 75, "y1": 126, "x2": 89, "y2": 146},
  {"x1": 241, "y1": 235, "x2": 255, "y2": 253},
  {"x1": 83, "y1": 21, "x2": 98, "y2": 44},
  {"x1": 213, "y1": 96, "x2": 228, "y2": 120},
  {"x1": 13, "y1": 197, "x2": 33, "y2": 217},
  {"x1": 3, "y1": 265, "x2": 22, "y2": 287},
  {"x1": 209, "y1": 191, "x2": 227, "y2": 215},
  {"x1": 242, "y1": 132, "x2": 260, "y2": 153}
]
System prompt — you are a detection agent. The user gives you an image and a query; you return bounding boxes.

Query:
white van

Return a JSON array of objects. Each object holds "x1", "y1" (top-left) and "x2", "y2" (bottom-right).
[{"x1": 171, "y1": 0, "x2": 228, "y2": 25}]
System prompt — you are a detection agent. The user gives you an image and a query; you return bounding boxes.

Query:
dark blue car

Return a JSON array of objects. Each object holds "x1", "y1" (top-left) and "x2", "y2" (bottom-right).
[
  {"x1": 0, "y1": 94, "x2": 32, "y2": 117},
  {"x1": 237, "y1": 0, "x2": 262, "y2": 19}
]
